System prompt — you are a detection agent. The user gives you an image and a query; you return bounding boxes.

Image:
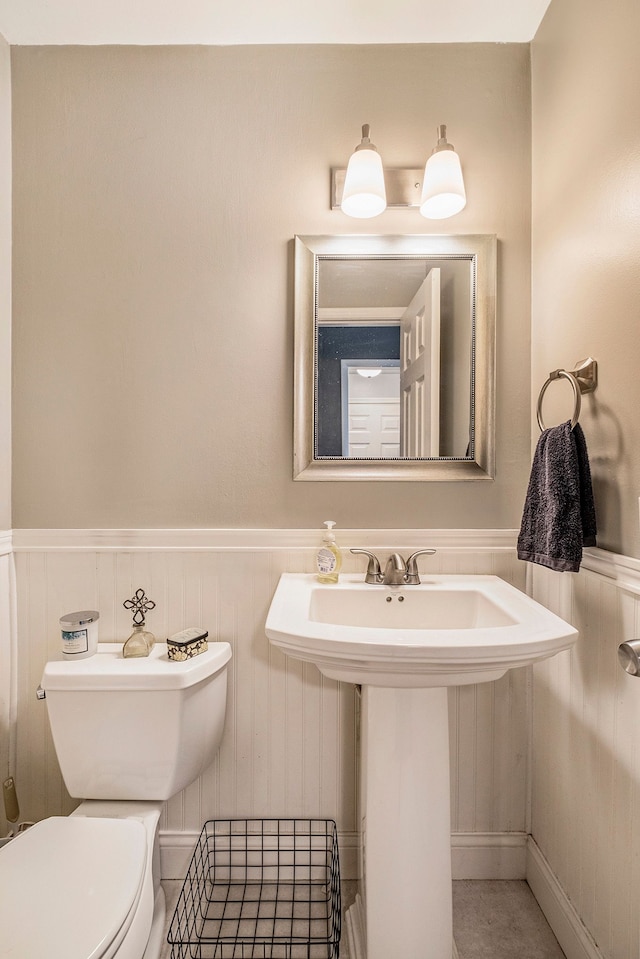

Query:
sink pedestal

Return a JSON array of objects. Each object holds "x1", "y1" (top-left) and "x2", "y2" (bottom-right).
[{"x1": 346, "y1": 686, "x2": 456, "y2": 959}]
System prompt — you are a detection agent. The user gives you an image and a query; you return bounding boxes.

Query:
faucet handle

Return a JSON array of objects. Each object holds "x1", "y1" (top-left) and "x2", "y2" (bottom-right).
[
  {"x1": 350, "y1": 549, "x2": 383, "y2": 584},
  {"x1": 405, "y1": 549, "x2": 437, "y2": 585}
]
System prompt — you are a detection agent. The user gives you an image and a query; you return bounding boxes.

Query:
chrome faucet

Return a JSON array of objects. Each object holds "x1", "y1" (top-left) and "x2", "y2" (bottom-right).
[
  {"x1": 383, "y1": 553, "x2": 408, "y2": 586},
  {"x1": 350, "y1": 548, "x2": 436, "y2": 585}
]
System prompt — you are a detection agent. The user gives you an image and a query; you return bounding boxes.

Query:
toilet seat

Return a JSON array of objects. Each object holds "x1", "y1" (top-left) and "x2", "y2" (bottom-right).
[{"x1": 0, "y1": 816, "x2": 148, "y2": 959}]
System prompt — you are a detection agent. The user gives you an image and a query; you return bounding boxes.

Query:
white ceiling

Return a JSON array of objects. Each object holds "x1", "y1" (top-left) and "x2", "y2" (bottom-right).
[{"x1": 0, "y1": 0, "x2": 552, "y2": 46}]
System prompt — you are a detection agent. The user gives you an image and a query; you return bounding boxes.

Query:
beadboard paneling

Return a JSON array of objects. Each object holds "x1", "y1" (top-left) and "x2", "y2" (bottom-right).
[
  {"x1": 13, "y1": 530, "x2": 529, "y2": 859},
  {"x1": 531, "y1": 554, "x2": 640, "y2": 959}
]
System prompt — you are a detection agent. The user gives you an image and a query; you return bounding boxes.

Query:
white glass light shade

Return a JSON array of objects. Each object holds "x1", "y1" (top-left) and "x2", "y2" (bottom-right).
[
  {"x1": 356, "y1": 368, "x2": 382, "y2": 378},
  {"x1": 420, "y1": 149, "x2": 466, "y2": 220},
  {"x1": 341, "y1": 148, "x2": 387, "y2": 219}
]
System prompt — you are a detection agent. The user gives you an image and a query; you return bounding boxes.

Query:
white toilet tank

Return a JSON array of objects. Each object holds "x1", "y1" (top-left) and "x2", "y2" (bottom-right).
[{"x1": 41, "y1": 642, "x2": 231, "y2": 801}]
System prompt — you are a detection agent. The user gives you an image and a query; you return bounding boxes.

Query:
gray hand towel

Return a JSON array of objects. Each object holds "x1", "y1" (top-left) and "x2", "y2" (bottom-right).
[{"x1": 517, "y1": 421, "x2": 596, "y2": 572}]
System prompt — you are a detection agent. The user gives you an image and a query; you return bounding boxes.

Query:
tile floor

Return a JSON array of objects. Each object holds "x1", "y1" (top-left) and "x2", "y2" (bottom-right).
[
  {"x1": 160, "y1": 879, "x2": 566, "y2": 958},
  {"x1": 453, "y1": 881, "x2": 566, "y2": 959}
]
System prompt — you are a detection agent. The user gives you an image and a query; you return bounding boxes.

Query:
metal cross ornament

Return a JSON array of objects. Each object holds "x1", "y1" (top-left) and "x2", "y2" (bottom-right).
[{"x1": 123, "y1": 588, "x2": 156, "y2": 627}]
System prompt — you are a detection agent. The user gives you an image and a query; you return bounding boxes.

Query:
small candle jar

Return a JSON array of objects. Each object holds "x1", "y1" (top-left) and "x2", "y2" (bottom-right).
[{"x1": 60, "y1": 610, "x2": 99, "y2": 659}]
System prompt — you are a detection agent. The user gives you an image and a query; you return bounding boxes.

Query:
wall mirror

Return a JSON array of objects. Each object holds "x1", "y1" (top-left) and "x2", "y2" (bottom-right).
[{"x1": 293, "y1": 234, "x2": 496, "y2": 481}]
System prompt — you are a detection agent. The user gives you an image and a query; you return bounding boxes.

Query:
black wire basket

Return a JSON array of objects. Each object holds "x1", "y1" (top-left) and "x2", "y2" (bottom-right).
[{"x1": 167, "y1": 818, "x2": 341, "y2": 959}]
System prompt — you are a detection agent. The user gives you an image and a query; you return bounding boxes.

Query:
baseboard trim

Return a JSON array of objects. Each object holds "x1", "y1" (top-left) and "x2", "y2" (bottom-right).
[
  {"x1": 160, "y1": 829, "x2": 526, "y2": 883},
  {"x1": 452, "y1": 832, "x2": 527, "y2": 880},
  {"x1": 526, "y1": 838, "x2": 603, "y2": 959},
  {"x1": 159, "y1": 828, "x2": 360, "y2": 882}
]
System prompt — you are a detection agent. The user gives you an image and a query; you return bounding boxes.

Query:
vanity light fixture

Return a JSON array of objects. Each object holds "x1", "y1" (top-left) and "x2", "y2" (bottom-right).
[
  {"x1": 341, "y1": 124, "x2": 387, "y2": 219},
  {"x1": 332, "y1": 123, "x2": 466, "y2": 220}
]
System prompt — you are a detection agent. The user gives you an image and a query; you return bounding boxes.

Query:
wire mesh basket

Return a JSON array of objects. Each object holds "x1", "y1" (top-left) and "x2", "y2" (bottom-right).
[{"x1": 167, "y1": 818, "x2": 341, "y2": 959}]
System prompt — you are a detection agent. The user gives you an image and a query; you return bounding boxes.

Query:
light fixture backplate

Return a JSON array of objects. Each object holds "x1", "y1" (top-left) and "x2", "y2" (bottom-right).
[{"x1": 331, "y1": 168, "x2": 424, "y2": 210}]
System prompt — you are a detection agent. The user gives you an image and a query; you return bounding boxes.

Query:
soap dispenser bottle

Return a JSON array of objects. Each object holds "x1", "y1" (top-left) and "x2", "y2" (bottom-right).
[{"x1": 316, "y1": 521, "x2": 342, "y2": 584}]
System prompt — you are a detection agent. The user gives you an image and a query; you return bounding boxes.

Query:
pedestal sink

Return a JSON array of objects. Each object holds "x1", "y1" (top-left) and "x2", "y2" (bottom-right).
[{"x1": 265, "y1": 573, "x2": 577, "y2": 959}]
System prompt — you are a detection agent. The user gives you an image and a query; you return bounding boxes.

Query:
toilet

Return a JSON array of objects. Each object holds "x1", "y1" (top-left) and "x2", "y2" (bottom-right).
[{"x1": 0, "y1": 640, "x2": 231, "y2": 959}]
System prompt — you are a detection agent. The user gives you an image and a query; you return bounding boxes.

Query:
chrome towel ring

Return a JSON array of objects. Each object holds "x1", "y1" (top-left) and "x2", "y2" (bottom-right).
[{"x1": 536, "y1": 357, "x2": 598, "y2": 432}]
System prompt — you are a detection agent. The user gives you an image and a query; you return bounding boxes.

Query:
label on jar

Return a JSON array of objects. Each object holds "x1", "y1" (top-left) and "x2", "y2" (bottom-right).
[
  {"x1": 317, "y1": 547, "x2": 337, "y2": 574},
  {"x1": 61, "y1": 628, "x2": 89, "y2": 655}
]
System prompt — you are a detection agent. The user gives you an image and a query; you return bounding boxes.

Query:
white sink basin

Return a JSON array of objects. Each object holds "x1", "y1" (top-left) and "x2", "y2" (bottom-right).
[{"x1": 266, "y1": 573, "x2": 577, "y2": 687}]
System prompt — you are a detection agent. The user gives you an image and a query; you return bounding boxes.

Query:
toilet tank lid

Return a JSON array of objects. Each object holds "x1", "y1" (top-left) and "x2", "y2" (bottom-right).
[{"x1": 42, "y1": 641, "x2": 232, "y2": 691}]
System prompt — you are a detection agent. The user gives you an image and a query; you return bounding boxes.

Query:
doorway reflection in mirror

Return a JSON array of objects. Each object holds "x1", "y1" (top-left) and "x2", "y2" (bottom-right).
[{"x1": 316, "y1": 257, "x2": 472, "y2": 459}]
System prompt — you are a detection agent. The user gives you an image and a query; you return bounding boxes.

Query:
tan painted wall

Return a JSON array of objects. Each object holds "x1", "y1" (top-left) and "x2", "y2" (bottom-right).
[
  {"x1": 532, "y1": 0, "x2": 640, "y2": 559},
  {"x1": 0, "y1": 33, "x2": 10, "y2": 840},
  {"x1": 0, "y1": 34, "x2": 10, "y2": 531},
  {"x1": 11, "y1": 44, "x2": 531, "y2": 529}
]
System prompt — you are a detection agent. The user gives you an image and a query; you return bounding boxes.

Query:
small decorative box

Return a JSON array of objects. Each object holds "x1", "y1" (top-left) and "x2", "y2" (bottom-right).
[{"x1": 167, "y1": 627, "x2": 209, "y2": 661}]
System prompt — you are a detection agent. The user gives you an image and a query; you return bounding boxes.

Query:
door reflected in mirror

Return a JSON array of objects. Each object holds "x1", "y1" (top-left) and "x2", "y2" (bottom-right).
[
  {"x1": 294, "y1": 235, "x2": 496, "y2": 481},
  {"x1": 341, "y1": 360, "x2": 401, "y2": 458}
]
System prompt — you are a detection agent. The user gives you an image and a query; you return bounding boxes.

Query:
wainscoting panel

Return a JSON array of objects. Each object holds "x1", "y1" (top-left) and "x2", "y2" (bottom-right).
[
  {"x1": 13, "y1": 529, "x2": 528, "y2": 878},
  {"x1": 530, "y1": 551, "x2": 640, "y2": 959}
]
